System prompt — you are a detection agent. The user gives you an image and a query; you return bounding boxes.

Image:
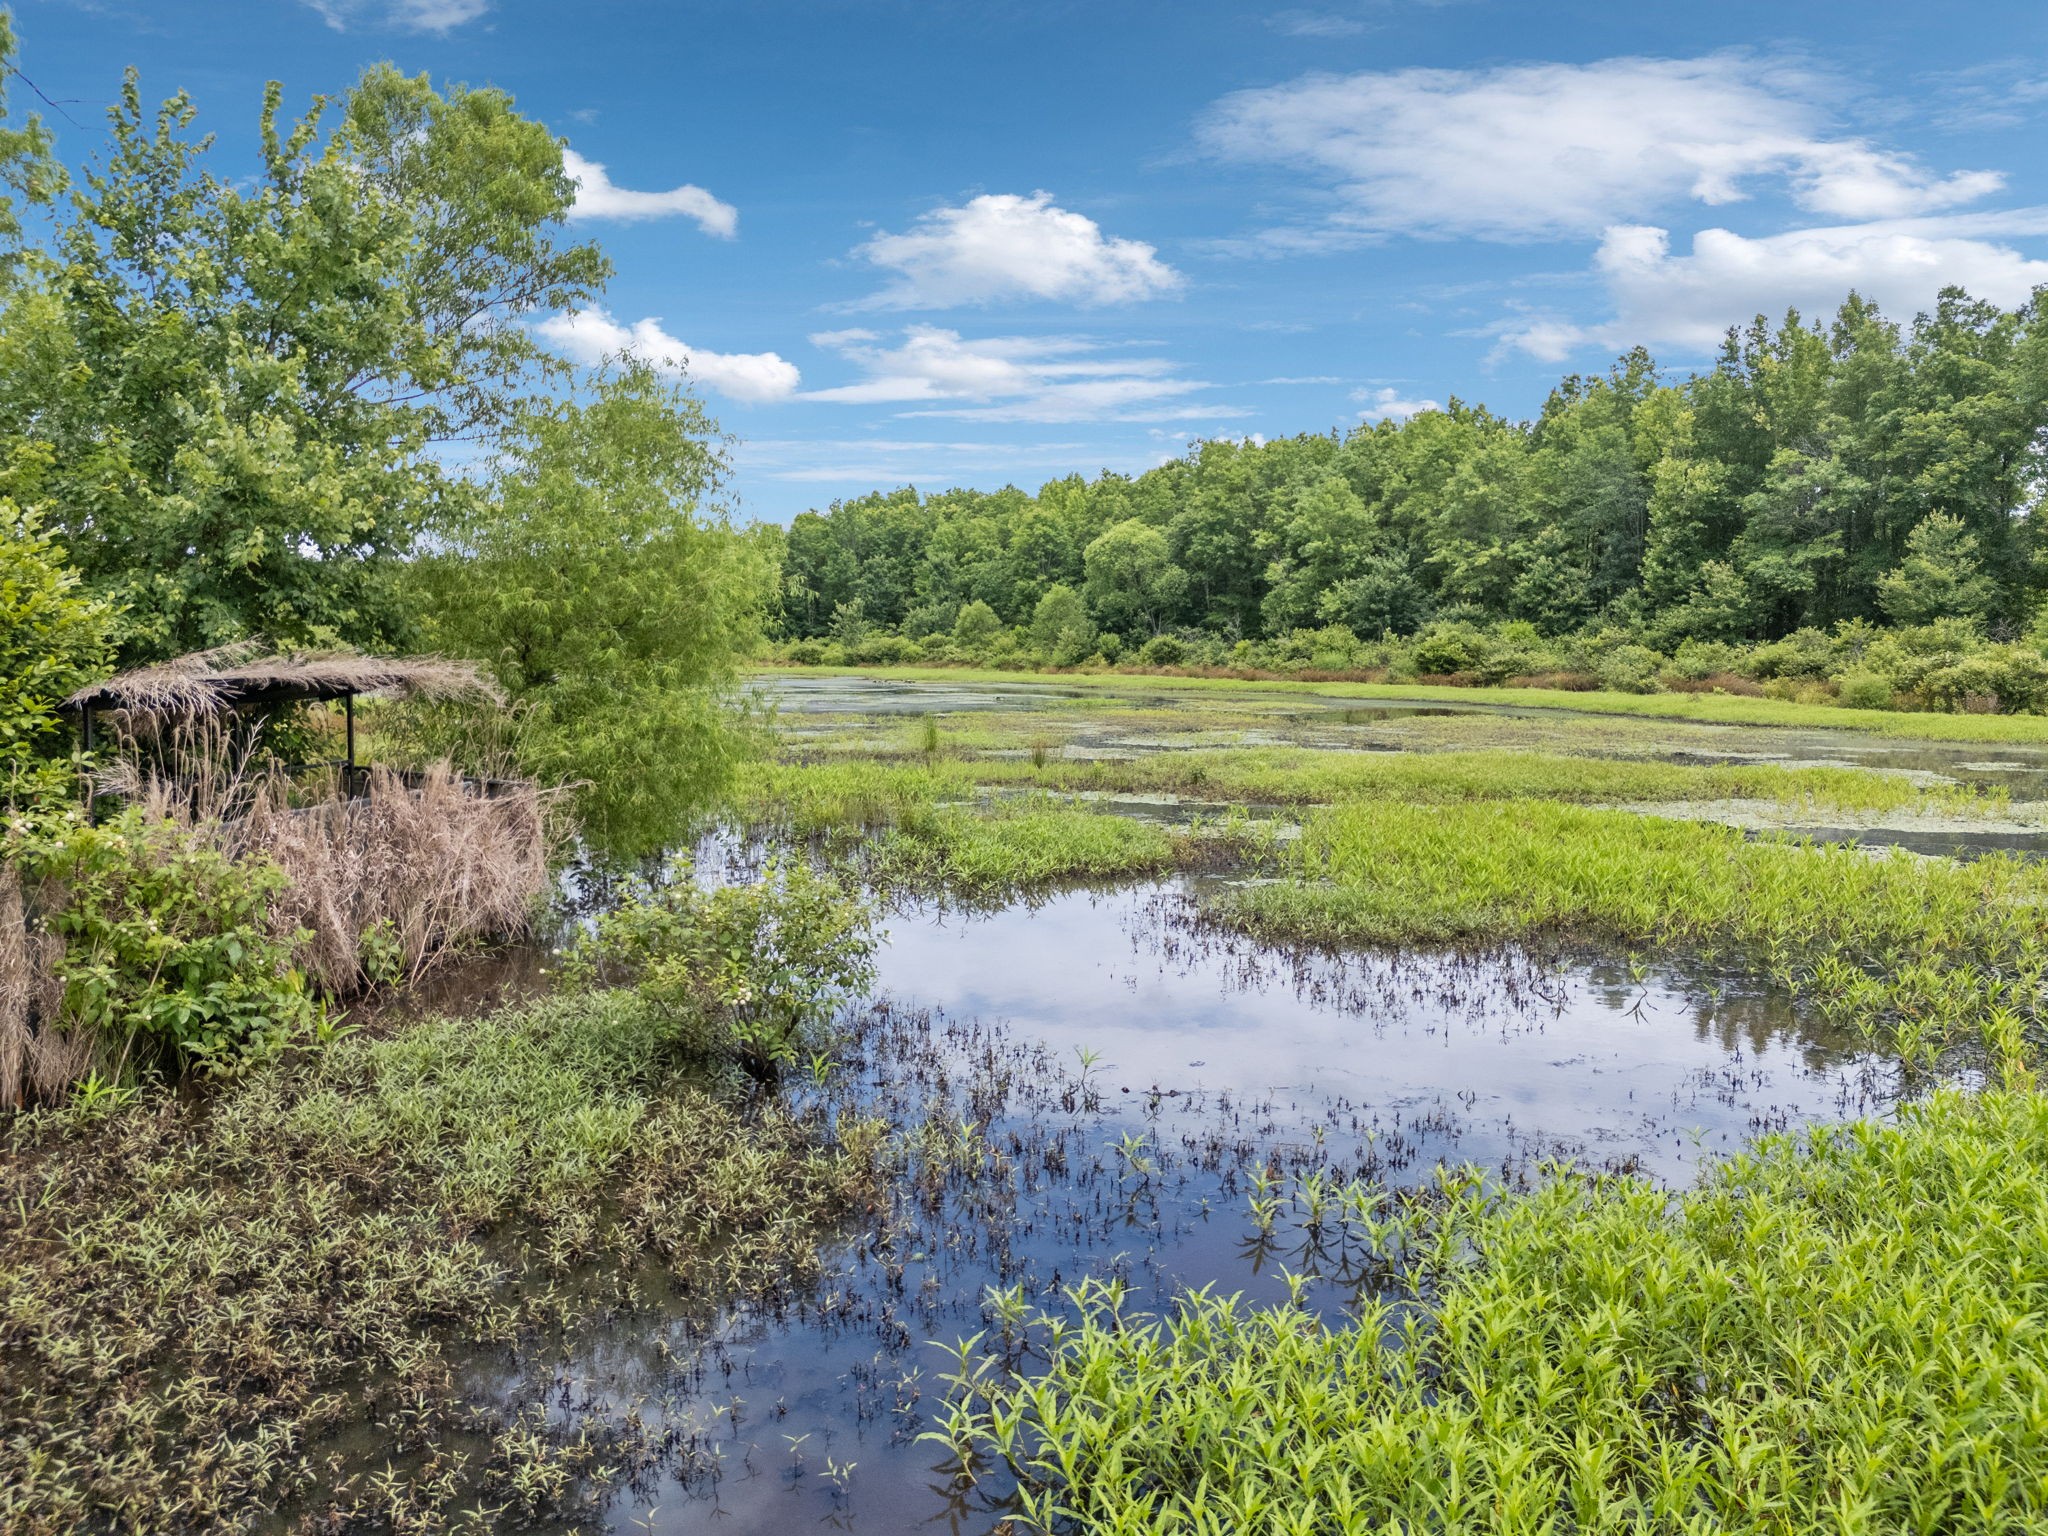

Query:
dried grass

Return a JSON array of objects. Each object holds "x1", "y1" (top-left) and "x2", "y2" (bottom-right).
[
  {"x1": 68, "y1": 642, "x2": 500, "y2": 720},
  {"x1": 4, "y1": 727, "x2": 550, "y2": 1101}
]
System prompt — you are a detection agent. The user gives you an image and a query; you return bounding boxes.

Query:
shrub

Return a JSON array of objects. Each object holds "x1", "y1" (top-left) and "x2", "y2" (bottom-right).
[
  {"x1": 1138, "y1": 634, "x2": 1186, "y2": 667},
  {"x1": 7, "y1": 811, "x2": 313, "y2": 1090},
  {"x1": 786, "y1": 638, "x2": 825, "y2": 665},
  {"x1": 1408, "y1": 621, "x2": 1484, "y2": 676},
  {"x1": 1834, "y1": 670, "x2": 1895, "y2": 710},
  {"x1": 1747, "y1": 627, "x2": 1838, "y2": 680},
  {"x1": 952, "y1": 600, "x2": 1003, "y2": 651},
  {"x1": 569, "y1": 859, "x2": 877, "y2": 1079},
  {"x1": 1594, "y1": 644, "x2": 1664, "y2": 694}
]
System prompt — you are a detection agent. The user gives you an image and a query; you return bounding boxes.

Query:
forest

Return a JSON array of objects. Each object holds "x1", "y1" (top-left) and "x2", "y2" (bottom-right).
[{"x1": 775, "y1": 295, "x2": 2048, "y2": 710}]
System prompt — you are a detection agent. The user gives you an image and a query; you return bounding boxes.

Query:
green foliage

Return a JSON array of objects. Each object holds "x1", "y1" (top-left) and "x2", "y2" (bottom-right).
[
  {"x1": 1878, "y1": 512, "x2": 1998, "y2": 628},
  {"x1": 948, "y1": 1089, "x2": 2048, "y2": 1535},
  {"x1": 570, "y1": 860, "x2": 877, "y2": 1077},
  {"x1": 0, "y1": 63, "x2": 606, "y2": 664},
  {"x1": 1028, "y1": 582, "x2": 1095, "y2": 664},
  {"x1": 0, "y1": 504, "x2": 110, "y2": 802},
  {"x1": 952, "y1": 599, "x2": 1003, "y2": 650},
  {"x1": 0, "y1": 987, "x2": 885, "y2": 1530},
  {"x1": 775, "y1": 291, "x2": 2048, "y2": 661},
  {"x1": 11, "y1": 810, "x2": 312, "y2": 1074},
  {"x1": 871, "y1": 802, "x2": 1177, "y2": 894},
  {"x1": 410, "y1": 360, "x2": 775, "y2": 859}
]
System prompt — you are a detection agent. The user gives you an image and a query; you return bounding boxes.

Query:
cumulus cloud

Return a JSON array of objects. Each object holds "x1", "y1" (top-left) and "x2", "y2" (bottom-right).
[
  {"x1": 851, "y1": 192, "x2": 1183, "y2": 309},
  {"x1": 1199, "y1": 54, "x2": 2003, "y2": 243},
  {"x1": 1494, "y1": 213, "x2": 2048, "y2": 361},
  {"x1": 803, "y1": 325, "x2": 1239, "y2": 423},
  {"x1": 562, "y1": 150, "x2": 738, "y2": 236},
  {"x1": 536, "y1": 309, "x2": 800, "y2": 404},
  {"x1": 1355, "y1": 386, "x2": 1442, "y2": 421},
  {"x1": 302, "y1": 0, "x2": 489, "y2": 33}
]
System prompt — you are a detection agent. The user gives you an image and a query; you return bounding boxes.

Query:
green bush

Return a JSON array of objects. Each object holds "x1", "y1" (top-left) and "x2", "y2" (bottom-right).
[
  {"x1": 12, "y1": 811, "x2": 313, "y2": 1076},
  {"x1": 1408, "y1": 620, "x2": 1485, "y2": 675},
  {"x1": 1595, "y1": 643, "x2": 1664, "y2": 694},
  {"x1": 1138, "y1": 634, "x2": 1186, "y2": 667},
  {"x1": 568, "y1": 859, "x2": 877, "y2": 1078},
  {"x1": 786, "y1": 638, "x2": 825, "y2": 665},
  {"x1": 1833, "y1": 670, "x2": 1895, "y2": 710}
]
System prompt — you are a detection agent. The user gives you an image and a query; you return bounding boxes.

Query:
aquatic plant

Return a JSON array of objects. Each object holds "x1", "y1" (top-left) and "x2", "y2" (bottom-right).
[
  {"x1": 0, "y1": 986, "x2": 886, "y2": 1531},
  {"x1": 942, "y1": 1088, "x2": 2048, "y2": 1535}
]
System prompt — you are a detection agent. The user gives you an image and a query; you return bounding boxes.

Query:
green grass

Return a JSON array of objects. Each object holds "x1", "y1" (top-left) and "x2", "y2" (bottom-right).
[
  {"x1": 0, "y1": 990, "x2": 884, "y2": 1533},
  {"x1": 1215, "y1": 799, "x2": 2047, "y2": 1071},
  {"x1": 736, "y1": 748, "x2": 2009, "y2": 846},
  {"x1": 1007, "y1": 746, "x2": 1996, "y2": 814},
  {"x1": 867, "y1": 802, "x2": 1178, "y2": 893},
  {"x1": 940, "y1": 1087, "x2": 2048, "y2": 1535},
  {"x1": 762, "y1": 664, "x2": 2048, "y2": 743}
]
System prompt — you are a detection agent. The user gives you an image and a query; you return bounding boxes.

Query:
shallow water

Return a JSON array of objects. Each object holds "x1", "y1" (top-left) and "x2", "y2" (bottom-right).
[{"x1": 519, "y1": 880, "x2": 1894, "y2": 1534}]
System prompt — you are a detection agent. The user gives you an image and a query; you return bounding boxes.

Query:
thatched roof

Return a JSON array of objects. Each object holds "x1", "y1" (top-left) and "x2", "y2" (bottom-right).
[{"x1": 65, "y1": 643, "x2": 502, "y2": 717}]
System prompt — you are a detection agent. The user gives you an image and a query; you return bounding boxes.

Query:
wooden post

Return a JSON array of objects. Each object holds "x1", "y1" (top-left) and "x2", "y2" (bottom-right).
[{"x1": 344, "y1": 693, "x2": 357, "y2": 776}]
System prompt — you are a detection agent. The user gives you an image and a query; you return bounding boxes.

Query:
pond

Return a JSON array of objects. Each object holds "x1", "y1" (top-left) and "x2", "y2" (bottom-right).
[{"x1": 507, "y1": 878, "x2": 1899, "y2": 1534}]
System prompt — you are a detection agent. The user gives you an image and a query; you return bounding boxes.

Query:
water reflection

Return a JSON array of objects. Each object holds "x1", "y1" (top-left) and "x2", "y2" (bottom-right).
[{"x1": 518, "y1": 880, "x2": 1894, "y2": 1535}]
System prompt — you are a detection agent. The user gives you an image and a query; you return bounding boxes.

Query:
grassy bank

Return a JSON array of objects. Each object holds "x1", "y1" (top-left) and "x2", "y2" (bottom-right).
[
  {"x1": 0, "y1": 990, "x2": 884, "y2": 1533},
  {"x1": 942, "y1": 1087, "x2": 2048, "y2": 1534},
  {"x1": 759, "y1": 665, "x2": 2048, "y2": 743}
]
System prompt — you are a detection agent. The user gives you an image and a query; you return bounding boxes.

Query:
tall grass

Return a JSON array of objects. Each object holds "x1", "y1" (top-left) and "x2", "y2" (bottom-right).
[
  {"x1": 942, "y1": 1088, "x2": 2048, "y2": 1534},
  {"x1": 869, "y1": 802, "x2": 1177, "y2": 893}
]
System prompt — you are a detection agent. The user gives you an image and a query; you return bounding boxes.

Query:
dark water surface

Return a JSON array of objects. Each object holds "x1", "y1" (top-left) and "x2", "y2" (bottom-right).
[{"x1": 517, "y1": 880, "x2": 1894, "y2": 1535}]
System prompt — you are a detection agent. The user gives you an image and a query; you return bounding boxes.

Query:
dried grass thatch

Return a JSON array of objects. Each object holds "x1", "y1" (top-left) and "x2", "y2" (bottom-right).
[{"x1": 66, "y1": 642, "x2": 501, "y2": 720}]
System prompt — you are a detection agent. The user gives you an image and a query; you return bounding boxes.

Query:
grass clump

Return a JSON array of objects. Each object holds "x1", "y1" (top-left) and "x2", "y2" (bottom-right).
[
  {"x1": 1008, "y1": 747, "x2": 1990, "y2": 816},
  {"x1": 942, "y1": 1088, "x2": 2048, "y2": 1534},
  {"x1": 870, "y1": 802, "x2": 1177, "y2": 894},
  {"x1": 0, "y1": 988, "x2": 886, "y2": 1532}
]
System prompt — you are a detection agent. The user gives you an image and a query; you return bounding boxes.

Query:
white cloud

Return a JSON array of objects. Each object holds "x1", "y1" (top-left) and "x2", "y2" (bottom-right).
[
  {"x1": 851, "y1": 192, "x2": 1183, "y2": 309},
  {"x1": 1268, "y1": 11, "x2": 1368, "y2": 38},
  {"x1": 803, "y1": 325, "x2": 1239, "y2": 423},
  {"x1": 562, "y1": 150, "x2": 737, "y2": 237},
  {"x1": 1356, "y1": 386, "x2": 1441, "y2": 421},
  {"x1": 302, "y1": 0, "x2": 489, "y2": 33},
  {"x1": 1495, "y1": 212, "x2": 2048, "y2": 361},
  {"x1": 1200, "y1": 54, "x2": 2002, "y2": 243},
  {"x1": 536, "y1": 308, "x2": 801, "y2": 403}
]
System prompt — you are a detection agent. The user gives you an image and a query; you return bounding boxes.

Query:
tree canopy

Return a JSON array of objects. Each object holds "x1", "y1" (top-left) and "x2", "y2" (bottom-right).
[{"x1": 777, "y1": 299, "x2": 2048, "y2": 651}]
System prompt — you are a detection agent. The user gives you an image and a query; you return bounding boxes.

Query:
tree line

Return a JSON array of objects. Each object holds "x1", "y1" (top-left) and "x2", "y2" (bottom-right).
[{"x1": 777, "y1": 294, "x2": 2048, "y2": 655}]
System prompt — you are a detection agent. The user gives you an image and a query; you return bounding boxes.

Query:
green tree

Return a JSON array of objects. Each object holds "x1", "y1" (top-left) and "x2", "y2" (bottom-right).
[
  {"x1": 1029, "y1": 582, "x2": 1095, "y2": 663},
  {"x1": 0, "y1": 504, "x2": 111, "y2": 800},
  {"x1": 952, "y1": 599, "x2": 1003, "y2": 650},
  {"x1": 1877, "y1": 512, "x2": 1997, "y2": 628},
  {"x1": 1083, "y1": 519, "x2": 1186, "y2": 638},
  {"x1": 0, "y1": 65, "x2": 605, "y2": 664},
  {"x1": 409, "y1": 361, "x2": 774, "y2": 859}
]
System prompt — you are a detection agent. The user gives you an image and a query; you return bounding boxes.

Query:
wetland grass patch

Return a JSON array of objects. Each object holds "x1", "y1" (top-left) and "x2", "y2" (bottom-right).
[
  {"x1": 0, "y1": 989, "x2": 885, "y2": 1533},
  {"x1": 943, "y1": 1088, "x2": 2048, "y2": 1535}
]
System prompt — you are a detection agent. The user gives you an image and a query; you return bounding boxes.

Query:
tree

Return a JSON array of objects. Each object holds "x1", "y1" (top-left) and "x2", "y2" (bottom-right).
[
  {"x1": 0, "y1": 505, "x2": 111, "y2": 801},
  {"x1": 952, "y1": 600, "x2": 1003, "y2": 650},
  {"x1": 1083, "y1": 519, "x2": 1185, "y2": 638},
  {"x1": 1877, "y1": 512, "x2": 1996, "y2": 628},
  {"x1": 0, "y1": 65, "x2": 606, "y2": 664},
  {"x1": 1030, "y1": 583, "x2": 1095, "y2": 663},
  {"x1": 409, "y1": 361, "x2": 774, "y2": 859}
]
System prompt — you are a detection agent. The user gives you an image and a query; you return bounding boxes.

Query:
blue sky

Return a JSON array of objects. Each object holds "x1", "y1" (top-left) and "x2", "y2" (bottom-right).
[{"x1": 13, "y1": 0, "x2": 2048, "y2": 523}]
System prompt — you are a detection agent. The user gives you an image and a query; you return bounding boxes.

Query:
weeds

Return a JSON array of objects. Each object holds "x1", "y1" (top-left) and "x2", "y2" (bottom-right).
[
  {"x1": 944, "y1": 1088, "x2": 2048, "y2": 1534},
  {"x1": 0, "y1": 988, "x2": 886, "y2": 1532}
]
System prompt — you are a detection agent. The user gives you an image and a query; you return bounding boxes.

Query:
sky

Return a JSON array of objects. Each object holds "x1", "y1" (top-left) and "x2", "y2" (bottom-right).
[{"x1": 12, "y1": 0, "x2": 2048, "y2": 524}]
